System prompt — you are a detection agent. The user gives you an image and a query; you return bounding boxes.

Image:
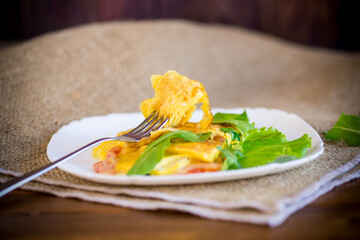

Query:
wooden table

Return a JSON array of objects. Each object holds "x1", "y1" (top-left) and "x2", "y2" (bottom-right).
[{"x1": 1, "y1": 178, "x2": 359, "y2": 239}]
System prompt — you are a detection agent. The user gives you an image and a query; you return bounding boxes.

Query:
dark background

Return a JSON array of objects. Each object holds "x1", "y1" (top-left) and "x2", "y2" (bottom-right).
[{"x1": 0, "y1": 0, "x2": 360, "y2": 51}]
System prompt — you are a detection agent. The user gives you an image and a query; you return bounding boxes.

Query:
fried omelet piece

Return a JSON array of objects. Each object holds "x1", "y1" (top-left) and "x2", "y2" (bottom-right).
[
  {"x1": 140, "y1": 70, "x2": 212, "y2": 129},
  {"x1": 150, "y1": 123, "x2": 228, "y2": 175},
  {"x1": 93, "y1": 127, "x2": 176, "y2": 174},
  {"x1": 163, "y1": 123, "x2": 226, "y2": 163},
  {"x1": 93, "y1": 123, "x2": 228, "y2": 175}
]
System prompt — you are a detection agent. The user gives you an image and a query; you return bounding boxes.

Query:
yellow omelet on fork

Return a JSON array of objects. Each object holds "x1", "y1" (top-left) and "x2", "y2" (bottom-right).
[{"x1": 92, "y1": 71, "x2": 230, "y2": 175}]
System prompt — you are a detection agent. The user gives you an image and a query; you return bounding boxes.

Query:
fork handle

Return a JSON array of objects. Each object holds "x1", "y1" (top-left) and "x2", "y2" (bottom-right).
[{"x1": 0, "y1": 137, "x2": 120, "y2": 198}]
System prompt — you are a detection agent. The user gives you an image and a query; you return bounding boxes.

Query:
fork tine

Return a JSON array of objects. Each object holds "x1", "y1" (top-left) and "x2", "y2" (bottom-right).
[
  {"x1": 132, "y1": 113, "x2": 159, "y2": 135},
  {"x1": 126, "y1": 112, "x2": 157, "y2": 135},
  {"x1": 129, "y1": 116, "x2": 163, "y2": 138},
  {"x1": 150, "y1": 117, "x2": 169, "y2": 132},
  {"x1": 123, "y1": 113, "x2": 168, "y2": 141},
  {"x1": 141, "y1": 116, "x2": 169, "y2": 138}
]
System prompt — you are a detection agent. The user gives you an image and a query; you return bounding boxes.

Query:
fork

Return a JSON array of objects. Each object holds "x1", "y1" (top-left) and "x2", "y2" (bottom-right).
[{"x1": 0, "y1": 112, "x2": 168, "y2": 197}]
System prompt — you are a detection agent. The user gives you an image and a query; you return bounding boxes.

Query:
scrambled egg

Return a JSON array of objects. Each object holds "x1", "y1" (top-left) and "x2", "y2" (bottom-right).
[{"x1": 93, "y1": 71, "x2": 227, "y2": 175}]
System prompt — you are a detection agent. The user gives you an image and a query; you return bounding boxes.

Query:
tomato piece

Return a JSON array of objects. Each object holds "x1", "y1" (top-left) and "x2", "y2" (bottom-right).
[
  {"x1": 93, "y1": 161, "x2": 117, "y2": 174},
  {"x1": 178, "y1": 163, "x2": 221, "y2": 174},
  {"x1": 93, "y1": 146, "x2": 121, "y2": 174}
]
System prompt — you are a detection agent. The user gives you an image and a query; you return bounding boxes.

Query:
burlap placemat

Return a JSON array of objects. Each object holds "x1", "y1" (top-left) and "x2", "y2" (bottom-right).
[{"x1": 0, "y1": 20, "x2": 359, "y2": 226}]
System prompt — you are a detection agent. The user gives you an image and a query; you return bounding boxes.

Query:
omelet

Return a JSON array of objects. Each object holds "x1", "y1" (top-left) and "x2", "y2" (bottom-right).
[
  {"x1": 140, "y1": 70, "x2": 212, "y2": 129},
  {"x1": 92, "y1": 71, "x2": 311, "y2": 176},
  {"x1": 93, "y1": 71, "x2": 228, "y2": 175}
]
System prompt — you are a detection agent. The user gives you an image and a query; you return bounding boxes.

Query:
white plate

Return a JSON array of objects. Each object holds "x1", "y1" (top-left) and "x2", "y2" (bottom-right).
[{"x1": 47, "y1": 108, "x2": 324, "y2": 185}]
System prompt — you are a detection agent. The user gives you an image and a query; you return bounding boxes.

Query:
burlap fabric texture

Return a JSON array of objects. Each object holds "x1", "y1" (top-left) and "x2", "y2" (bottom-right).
[{"x1": 0, "y1": 21, "x2": 359, "y2": 227}]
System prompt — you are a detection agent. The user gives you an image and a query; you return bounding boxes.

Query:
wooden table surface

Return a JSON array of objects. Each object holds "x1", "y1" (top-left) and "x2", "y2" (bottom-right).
[{"x1": 1, "y1": 178, "x2": 359, "y2": 240}]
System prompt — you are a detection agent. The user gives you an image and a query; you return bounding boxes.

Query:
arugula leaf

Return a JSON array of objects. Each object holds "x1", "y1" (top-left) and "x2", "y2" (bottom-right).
[
  {"x1": 217, "y1": 144, "x2": 243, "y2": 171},
  {"x1": 238, "y1": 128, "x2": 311, "y2": 168},
  {"x1": 127, "y1": 131, "x2": 212, "y2": 175},
  {"x1": 220, "y1": 127, "x2": 241, "y2": 142},
  {"x1": 218, "y1": 127, "x2": 242, "y2": 170},
  {"x1": 325, "y1": 113, "x2": 360, "y2": 146},
  {"x1": 213, "y1": 111, "x2": 249, "y2": 122},
  {"x1": 213, "y1": 111, "x2": 255, "y2": 135}
]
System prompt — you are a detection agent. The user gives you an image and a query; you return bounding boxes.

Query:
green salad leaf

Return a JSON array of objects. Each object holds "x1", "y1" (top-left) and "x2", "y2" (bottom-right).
[
  {"x1": 126, "y1": 131, "x2": 212, "y2": 175},
  {"x1": 238, "y1": 128, "x2": 311, "y2": 168},
  {"x1": 218, "y1": 127, "x2": 312, "y2": 170},
  {"x1": 213, "y1": 111, "x2": 249, "y2": 122},
  {"x1": 325, "y1": 113, "x2": 360, "y2": 146},
  {"x1": 213, "y1": 111, "x2": 255, "y2": 135},
  {"x1": 217, "y1": 144, "x2": 243, "y2": 170},
  {"x1": 220, "y1": 127, "x2": 241, "y2": 142}
]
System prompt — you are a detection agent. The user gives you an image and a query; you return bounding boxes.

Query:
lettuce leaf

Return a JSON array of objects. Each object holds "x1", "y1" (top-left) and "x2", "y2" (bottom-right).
[
  {"x1": 127, "y1": 131, "x2": 212, "y2": 175},
  {"x1": 238, "y1": 128, "x2": 311, "y2": 168},
  {"x1": 213, "y1": 111, "x2": 255, "y2": 135},
  {"x1": 218, "y1": 127, "x2": 312, "y2": 170},
  {"x1": 325, "y1": 113, "x2": 360, "y2": 146}
]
